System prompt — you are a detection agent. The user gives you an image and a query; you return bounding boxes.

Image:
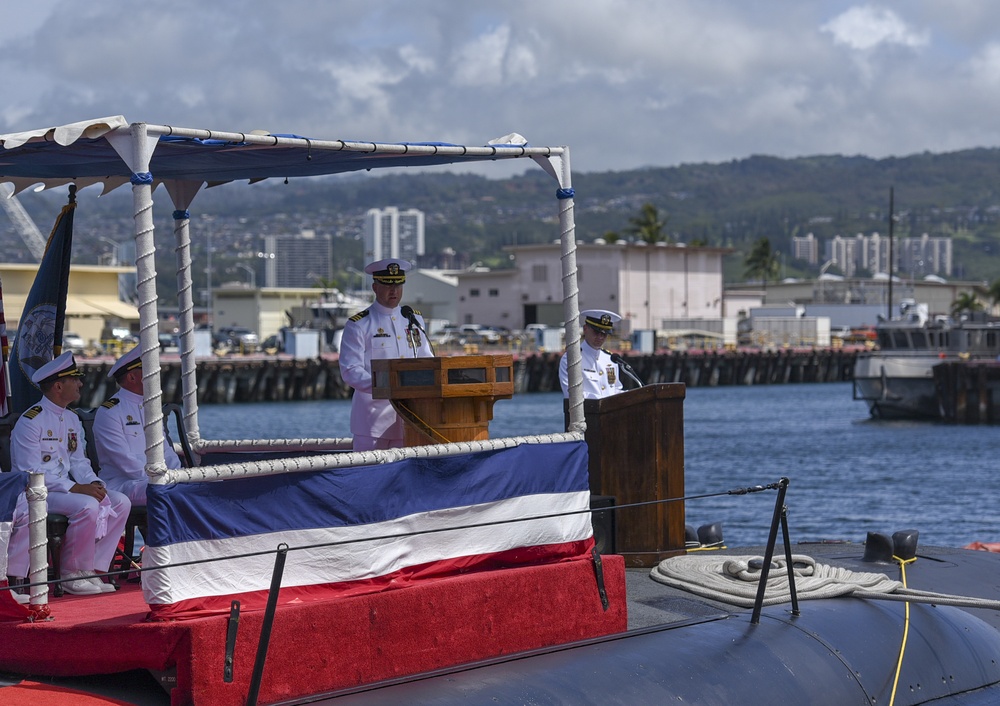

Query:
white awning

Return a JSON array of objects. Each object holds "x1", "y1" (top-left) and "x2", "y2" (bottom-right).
[
  {"x1": 72, "y1": 296, "x2": 139, "y2": 320},
  {"x1": 0, "y1": 116, "x2": 567, "y2": 194},
  {"x1": 3, "y1": 294, "x2": 138, "y2": 324}
]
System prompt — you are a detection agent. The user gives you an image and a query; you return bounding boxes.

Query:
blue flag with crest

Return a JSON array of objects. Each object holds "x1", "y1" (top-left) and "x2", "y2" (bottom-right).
[{"x1": 8, "y1": 188, "x2": 76, "y2": 418}]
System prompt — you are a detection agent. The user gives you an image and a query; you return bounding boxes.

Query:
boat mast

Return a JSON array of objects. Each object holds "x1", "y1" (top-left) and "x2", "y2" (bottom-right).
[{"x1": 887, "y1": 186, "x2": 894, "y2": 320}]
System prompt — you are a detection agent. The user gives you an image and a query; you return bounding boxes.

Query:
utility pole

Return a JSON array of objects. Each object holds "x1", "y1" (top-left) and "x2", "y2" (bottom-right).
[{"x1": 887, "y1": 187, "x2": 894, "y2": 320}]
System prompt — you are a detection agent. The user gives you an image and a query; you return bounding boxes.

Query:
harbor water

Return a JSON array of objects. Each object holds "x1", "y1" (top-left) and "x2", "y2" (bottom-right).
[{"x1": 195, "y1": 383, "x2": 999, "y2": 550}]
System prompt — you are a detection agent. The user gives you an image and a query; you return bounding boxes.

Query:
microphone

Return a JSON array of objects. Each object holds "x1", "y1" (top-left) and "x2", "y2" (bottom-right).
[
  {"x1": 400, "y1": 305, "x2": 425, "y2": 333},
  {"x1": 610, "y1": 352, "x2": 644, "y2": 387}
]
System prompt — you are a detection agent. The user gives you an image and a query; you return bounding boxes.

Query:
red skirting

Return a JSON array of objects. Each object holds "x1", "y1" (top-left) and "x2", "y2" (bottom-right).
[
  {"x1": 147, "y1": 538, "x2": 594, "y2": 621},
  {"x1": 0, "y1": 555, "x2": 627, "y2": 706}
]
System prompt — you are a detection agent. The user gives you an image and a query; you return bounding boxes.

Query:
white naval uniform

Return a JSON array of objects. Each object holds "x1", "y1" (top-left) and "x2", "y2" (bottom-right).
[
  {"x1": 340, "y1": 301, "x2": 434, "y2": 450},
  {"x1": 8, "y1": 396, "x2": 131, "y2": 577},
  {"x1": 6, "y1": 492, "x2": 28, "y2": 579},
  {"x1": 559, "y1": 342, "x2": 624, "y2": 399},
  {"x1": 92, "y1": 387, "x2": 182, "y2": 505}
]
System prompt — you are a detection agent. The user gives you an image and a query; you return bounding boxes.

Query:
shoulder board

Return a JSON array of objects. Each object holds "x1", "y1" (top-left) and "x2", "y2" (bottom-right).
[
  {"x1": 101, "y1": 398, "x2": 121, "y2": 409},
  {"x1": 22, "y1": 405, "x2": 43, "y2": 420},
  {"x1": 66, "y1": 408, "x2": 79, "y2": 417},
  {"x1": 349, "y1": 310, "x2": 370, "y2": 322},
  {"x1": 411, "y1": 308, "x2": 422, "y2": 316},
  {"x1": 603, "y1": 349, "x2": 613, "y2": 355}
]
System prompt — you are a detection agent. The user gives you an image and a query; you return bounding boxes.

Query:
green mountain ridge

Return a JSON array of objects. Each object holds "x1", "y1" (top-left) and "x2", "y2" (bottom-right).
[{"x1": 8, "y1": 148, "x2": 1000, "y2": 286}]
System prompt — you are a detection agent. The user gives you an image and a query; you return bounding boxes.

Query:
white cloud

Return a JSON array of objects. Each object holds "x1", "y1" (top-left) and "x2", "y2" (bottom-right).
[
  {"x1": 821, "y1": 5, "x2": 930, "y2": 51},
  {"x1": 450, "y1": 24, "x2": 538, "y2": 86},
  {"x1": 3, "y1": 0, "x2": 1000, "y2": 173},
  {"x1": 967, "y1": 43, "x2": 1000, "y2": 86},
  {"x1": 399, "y1": 45, "x2": 435, "y2": 74}
]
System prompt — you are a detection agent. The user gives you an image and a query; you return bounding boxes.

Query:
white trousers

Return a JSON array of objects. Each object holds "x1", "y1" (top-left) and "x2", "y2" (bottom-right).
[
  {"x1": 6, "y1": 489, "x2": 131, "y2": 577},
  {"x1": 6, "y1": 494, "x2": 28, "y2": 579},
  {"x1": 106, "y1": 478, "x2": 148, "y2": 506}
]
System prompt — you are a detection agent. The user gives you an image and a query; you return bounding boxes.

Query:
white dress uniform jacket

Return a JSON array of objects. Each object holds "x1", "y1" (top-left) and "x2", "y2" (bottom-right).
[
  {"x1": 92, "y1": 387, "x2": 182, "y2": 505},
  {"x1": 559, "y1": 342, "x2": 624, "y2": 399},
  {"x1": 340, "y1": 301, "x2": 434, "y2": 447},
  {"x1": 9, "y1": 396, "x2": 130, "y2": 576}
]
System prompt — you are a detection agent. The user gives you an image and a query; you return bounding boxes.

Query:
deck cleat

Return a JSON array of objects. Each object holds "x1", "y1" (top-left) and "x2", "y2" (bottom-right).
[
  {"x1": 892, "y1": 529, "x2": 919, "y2": 561},
  {"x1": 697, "y1": 522, "x2": 724, "y2": 548},
  {"x1": 861, "y1": 531, "x2": 895, "y2": 563}
]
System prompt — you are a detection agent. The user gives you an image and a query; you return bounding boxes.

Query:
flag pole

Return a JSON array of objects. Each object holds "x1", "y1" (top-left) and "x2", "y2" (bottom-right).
[{"x1": 0, "y1": 273, "x2": 9, "y2": 419}]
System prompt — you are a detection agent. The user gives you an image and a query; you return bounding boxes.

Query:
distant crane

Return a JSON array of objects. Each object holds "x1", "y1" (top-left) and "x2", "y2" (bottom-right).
[{"x1": 0, "y1": 183, "x2": 46, "y2": 261}]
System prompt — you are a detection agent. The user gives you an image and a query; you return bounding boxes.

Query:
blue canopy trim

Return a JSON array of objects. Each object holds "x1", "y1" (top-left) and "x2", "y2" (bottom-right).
[{"x1": 0, "y1": 122, "x2": 560, "y2": 190}]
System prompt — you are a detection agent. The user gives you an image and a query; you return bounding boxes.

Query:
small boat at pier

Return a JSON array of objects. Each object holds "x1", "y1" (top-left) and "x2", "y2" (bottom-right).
[{"x1": 853, "y1": 300, "x2": 1000, "y2": 419}]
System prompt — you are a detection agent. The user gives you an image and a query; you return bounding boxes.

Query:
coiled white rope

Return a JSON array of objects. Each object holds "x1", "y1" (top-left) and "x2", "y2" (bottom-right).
[{"x1": 651, "y1": 554, "x2": 1000, "y2": 611}]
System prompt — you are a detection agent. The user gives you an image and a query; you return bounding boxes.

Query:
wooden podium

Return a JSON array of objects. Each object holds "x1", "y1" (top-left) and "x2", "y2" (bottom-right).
[
  {"x1": 372, "y1": 355, "x2": 514, "y2": 446},
  {"x1": 579, "y1": 383, "x2": 686, "y2": 567}
]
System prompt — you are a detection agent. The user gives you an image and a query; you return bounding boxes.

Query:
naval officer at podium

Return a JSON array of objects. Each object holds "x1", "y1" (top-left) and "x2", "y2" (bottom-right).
[
  {"x1": 340, "y1": 259, "x2": 434, "y2": 450},
  {"x1": 559, "y1": 309, "x2": 624, "y2": 400}
]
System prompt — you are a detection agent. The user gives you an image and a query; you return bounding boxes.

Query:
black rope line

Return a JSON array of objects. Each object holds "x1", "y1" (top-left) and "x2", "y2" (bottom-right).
[{"x1": 21, "y1": 481, "x2": 781, "y2": 592}]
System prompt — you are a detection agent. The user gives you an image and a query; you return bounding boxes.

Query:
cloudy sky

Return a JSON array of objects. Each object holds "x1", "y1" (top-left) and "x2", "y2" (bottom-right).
[{"x1": 3, "y1": 1, "x2": 1000, "y2": 175}]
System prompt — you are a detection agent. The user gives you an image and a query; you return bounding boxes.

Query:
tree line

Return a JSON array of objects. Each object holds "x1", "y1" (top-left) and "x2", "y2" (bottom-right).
[{"x1": 10, "y1": 146, "x2": 1000, "y2": 294}]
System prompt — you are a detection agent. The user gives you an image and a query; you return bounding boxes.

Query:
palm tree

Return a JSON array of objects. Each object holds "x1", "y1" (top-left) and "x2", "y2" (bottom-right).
[
  {"x1": 988, "y1": 278, "x2": 1000, "y2": 314},
  {"x1": 950, "y1": 291, "x2": 984, "y2": 318},
  {"x1": 628, "y1": 203, "x2": 669, "y2": 244},
  {"x1": 744, "y1": 237, "x2": 781, "y2": 292},
  {"x1": 312, "y1": 275, "x2": 339, "y2": 302}
]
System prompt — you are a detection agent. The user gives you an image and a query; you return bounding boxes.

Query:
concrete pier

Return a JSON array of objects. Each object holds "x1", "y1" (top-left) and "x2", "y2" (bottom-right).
[
  {"x1": 934, "y1": 360, "x2": 1000, "y2": 424},
  {"x1": 60, "y1": 348, "x2": 859, "y2": 405}
]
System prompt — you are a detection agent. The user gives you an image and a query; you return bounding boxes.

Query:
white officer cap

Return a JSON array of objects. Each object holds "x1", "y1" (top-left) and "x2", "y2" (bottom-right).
[
  {"x1": 31, "y1": 350, "x2": 84, "y2": 384},
  {"x1": 107, "y1": 345, "x2": 143, "y2": 379},
  {"x1": 581, "y1": 309, "x2": 622, "y2": 332},
  {"x1": 364, "y1": 258, "x2": 411, "y2": 284}
]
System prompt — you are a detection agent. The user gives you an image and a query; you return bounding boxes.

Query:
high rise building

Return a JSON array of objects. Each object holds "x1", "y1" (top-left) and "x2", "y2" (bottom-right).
[
  {"x1": 898, "y1": 233, "x2": 952, "y2": 277},
  {"x1": 824, "y1": 232, "x2": 952, "y2": 278},
  {"x1": 364, "y1": 207, "x2": 425, "y2": 264},
  {"x1": 259, "y1": 230, "x2": 333, "y2": 288},
  {"x1": 826, "y1": 234, "x2": 862, "y2": 277},
  {"x1": 791, "y1": 233, "x2": 819, "y2": 265}
]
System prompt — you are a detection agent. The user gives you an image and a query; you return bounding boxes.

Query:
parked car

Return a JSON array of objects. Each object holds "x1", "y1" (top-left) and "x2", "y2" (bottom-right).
[
  {"x1": 111, "y1": 327, "x2": 138, "y2": 345},
  {"x1": 214, "y1": 326, "x2": 259, "y2": 352},
  {"x1": 460, "y1": 324, "x2": 501, "y2": 344},
  {"x1": 433, "y1": 325, "x2": 463, "y2": 346},
  {"x1": 62, "y1": 332, "x2": 86, "y2": 355},
  {"x1": 159, "y1": 333, "x2": 180, "y2": 353},
  {"x1": 261, "y1": 334, "x2": 284, "y2": 354}
]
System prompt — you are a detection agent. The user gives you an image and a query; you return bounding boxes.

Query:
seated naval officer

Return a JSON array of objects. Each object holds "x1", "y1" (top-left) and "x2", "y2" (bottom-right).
[
  {"x1": 9, "y1": 351, "x2": 131, "y2": 596},
  {"x1": 340, "y1": 258, "x2": 434, "y2": 451},
  {"x1": 559, "y1": 309, "x2": 625, "y2": 400},
  {"x1": 93, "y1": 345, "x2": 182, "y2": 506}
]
